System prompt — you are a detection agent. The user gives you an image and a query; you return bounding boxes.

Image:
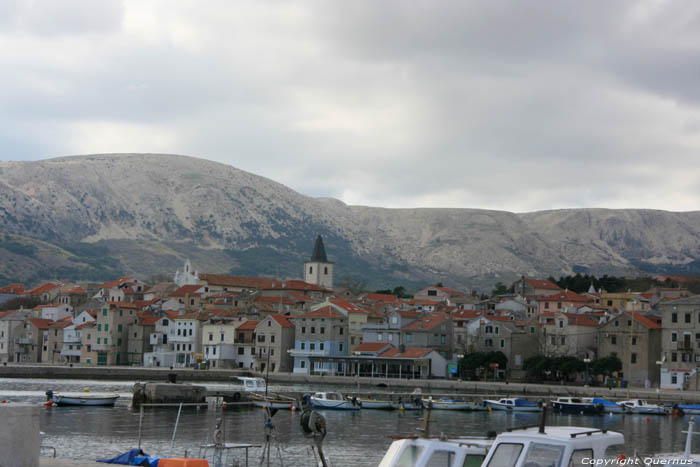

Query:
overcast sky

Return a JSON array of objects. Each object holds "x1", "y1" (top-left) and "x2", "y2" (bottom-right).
[{"x1": 2, "y1": 0, "x2": 700, "y2": 212}]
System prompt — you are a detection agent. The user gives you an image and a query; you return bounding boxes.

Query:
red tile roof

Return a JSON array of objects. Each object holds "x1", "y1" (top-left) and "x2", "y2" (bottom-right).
[
  {"x1": 330, "y1": 298, "x2": 368, "y2": 314},
  {"x1": 451, "y1": 309, "x2": 483, "y2": 319},
  {"x1": 295, "y1": 306, "x2": 345, "y2": 320},
  {"x1": 139, "y1": 316, "x2": 161, "y2": 326},
  {"x1": 537, "y1": 290, "x2": 590, "y2": 303},
  {"x1": 49, "y1": 320, "x2": 72, "y2": 328},
  {"x1": 102, "y1": 276, "x2": 136, "y2": 289},
  {"x1": 28, "y1": 318, "x2": 53, "y2": 329},
  {"x1": 254, "y1": 296, "x2": 297, "y2": 305},
  {"x1": 353, "y1": 342, "x2": 393, "y2": 352},
  {"x1": 61, "y1": 286, "x2": 86, "y2": 294},
  {"x1": 401, "y1": 314, "x2": 448, "y2": 331},
  {"x1": 170, "y1": 285, "x2": 204, "y2": 297},
  {"x1": 562, "y1": 313, "x2": 598, "y2": 327},
  {"x1": 432, "y1": 286, "x2": 465, "y2": 295},
  {"x1": 266, "y1": 280, "x2": 330, "y2": 292},
  {"x1": 364, "y1": 293, "x2": 399, "y2": 303},
  {"x1": 632, "y1": 312, "x2": 662, "y2": 329},
  {"x1": 25, "y1": 283, "x2": 61, "y2": 295},
  {"x1": 268, "y1": 314, "x2": 295, "y2": 328},
  {"x1": 106, "y1": 301, "x2": 141, "y2": 309},
  {"x1": 237, "y1": 320, "x2": 260, "y2": 331}
]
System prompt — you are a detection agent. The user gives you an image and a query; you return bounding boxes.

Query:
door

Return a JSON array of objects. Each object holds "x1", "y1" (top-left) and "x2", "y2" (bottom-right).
[{"x1": 97, "y1": 352, "x2": 108, "y2": 366}]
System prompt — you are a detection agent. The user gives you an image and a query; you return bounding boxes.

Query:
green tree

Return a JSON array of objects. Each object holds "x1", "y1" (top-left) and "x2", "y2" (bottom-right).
[{"x1": 491, "y1": 282, "x2": 507, "y2": 296}]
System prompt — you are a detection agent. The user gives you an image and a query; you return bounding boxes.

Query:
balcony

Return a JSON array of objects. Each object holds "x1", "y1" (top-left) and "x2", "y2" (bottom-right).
[
  {"x1": 61, "y1": 349, "x2": 81, "y2": 357},
  {"x1": 63, "y1": 335, "x2": 81, "y2": 343},
  {"x1": 15, "y1": 337, "x2": 33, "y2": 345},
  {"x1": 168, "y1": 334, "x2": 194, "y2": 343},
  {"x1": 288, "y1": 349, "x2": 330, "y2": 357},
  {"x1": 92, "y1": 343, "x2": 112, "y2": 351}
]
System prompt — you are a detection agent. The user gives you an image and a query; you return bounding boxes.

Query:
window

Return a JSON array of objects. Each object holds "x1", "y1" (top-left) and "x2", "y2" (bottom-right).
[
  {"x1": 301, "y1": 342, "x2": 306, "y2": 350},
  {"x1": 500, "y1": 339, "x2": 505, "y2": 348},
  {"x1": 632, "y1": 337, "x2": 637, "y2": 345},
  {"x1": 209, "y1": 334, "x2": 213, "y2": 341},
  {"x1": 545, "y1": 302, "x2": 549, "y2": 309},
  {"x1": 320, "y1": 327, "x2": 325, "y2": 334},
  {"x1": 309, "y1": 267, "x2": 313, "y2": 274},
  {"x1": 406, "y1": 334, "x2": 412, "y2": 343},
  {"x1": 495, "y1": 327, "x2": 500, "y2": 335},
  {"x1": 485, "y1": 326, "x2": 493, "y2": 334},
  {"x1": 550, "y1": 336, "x2": 556, "y2": 345},
  {"x1": 631, "y1": 353, "x2": 637, "y2": 364},
  {"x1": 97, "y1": 324, "x2": 102, "y2": 331},
  {"x1": 672, "y1": 352, "x2": 678, "y2": 362},
  {"x1": 319, "y1": 343, "x2": 324, "y2": 350},
  {"x1": 560, "y1": 336, "x2": 566, "y2": 345},
  {"x1": 117, "y1": 324, "x2": 122, "y2": 332},
  {"x1": 270, "y1": 349, "x2": 274, "y2": 356},
  {"x1": 310, "y1": 343, "x2": 315, "y2": 350},
  {"x1": 339, "y1": 343, "x2": 343, "y2": 352},
  {"x1": 311, "y1": 327, "x2": 316, "y2": 334},
  {"x1": 428, "y1": 290, "x2": 437, "y2": 296},
  {"x1": 117, "y1": 338, "x2": 122, "y2": 346},
  {"x1": 607, "y1": 300, "x2": 613, "y2": 306},
  {"x1": 189, "y1": 329, "x2": 193, "y2": 336},
  {"x1": 270, "y1": 335, "x2": 275, "y2": 343},
  {"x1": 611, "y1": 336, "x2": 616, "y2": 345},
  {"x1": 104, "y1": 338, "x2": 108, "y2": 345},
  {"x1": 672, "y1": 332, "x2": 678, "y2": 342},
  {"x1": 301, "y1": 327, "x2": 306, "y2": 334},
  {"x1": 558, "y1": 320, "x2": 564, "y2": 328},
  {"x1": 377, "y1": 333, "x2": 383, "y2": 341},
  {"x1": 250, "y1": 347, "x2": 255, "y2": 355},
  {"x1": 441, "y1": 335, "x2": 446, "y2": 344},
  {"x1": 391, "y1": 316, "x2": 398, "y2": 324},
  {"x1": 686, "y1": 313, "x2": 692, "y2": 323},
  {"x1": 258, "y1": 335, "x2": 265, "y2": 343},
  {"x1": 530, "y1": 326, "x2": 535, "y2": 334},
  {"x1": 672, "y1": 374, "x2": 678, "y2": 384},
  {"x1": 557, "y1": 302, "x2": 562, "y2": 309},
  {"x1": 324, "y1": 267, "x2": 328, "y2": 274},
  {"x1": 300, "y1": 360, "x2": 306, "y2": 368},
  {"x1": 119, "y1": 310, "x2": 123, "y2": 317},
  {"x1": 521, "y1": 443, "x2": 564, "y2": 467},
  {"x1": 162, "y1": 319, "x2": 169, "y2": 326},
  {"x1": 212, "y1": 347, "x2": 216, "y2": 355},
  {"x1": 238, "y1": 332, "x2": 244, "y2": 341},
  {"x1": 487, "y1": 443, "x2": 523, "y2": 467},
  {"x1": 238, "y1": 347, "x2": 244, "y2": 355},
  {"x1": 351, "y1": 337, "x2": 355, "y2": 345},
  {"x1": 339, "y1": 328, "x2": 343, "y2": 335},
  {"x1": 672, "y1": 313, "x2": 678, "y2": 323},
  {"x1": 102, "y1": 309, "x2": 107, "y2": 316},
  {"x1": 104, "y1": 324, "x2": 109, "y2": 332},
  {"x1": 268, "y1": 320, "x2": 271, "y2": 327}
]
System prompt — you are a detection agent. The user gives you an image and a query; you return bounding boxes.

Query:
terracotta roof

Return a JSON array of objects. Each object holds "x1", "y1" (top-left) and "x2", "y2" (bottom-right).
[
  {"x1": 199, "y1": 274, "x2": 280, "y2": 289},
  {"x1": 284, "y1": 291, "x2": 313, "y2": 302},
  {"x1": 353, "y1": 342, "x2": 393, "y2": 352},
  {"x1": 105, "y1": 302, "x2": 141, "y2": 309},
  {"x1": 28, "y1": 318, "x2": 53, "y2": 329},
  {"x1": 170, "y1": 285, "x2": 204, "y2": 297},
  {"x1": 75, "y1": 322, "x2": 95, "y2": 330},
  {"x1": 396, "y1": 310, "x2": 422, "y2": 318},
  {"x1": 102, "y1": 276, "x2": 136, "y2": 289},
  {"x1": 537, "y1": 290, "x2": 589, "y2": 303},
  {"x1": 25, "y1": 283, "x2": 61, "y2": 295},
  {"x1": 132, "y1": 299, "x2": 160, "y2": 308},
  {"x1": 401, "y1": 314, "x2": 448, "y2": 331},
  {"x1": 175, "y1": 312, "x2": 211, "y2": 321},
  {"x1": 562, "y1": 313, "x2": 598, "y2": 327},
  {"x1": 380, "y1": 347, "x2": 434, "y2": 359},
  {"x1": 330, "y1": 298, "x2": 368, "y2": 314},
  {"x1": 364, "y1": 293, "x2": 399, "y2": 303},
  {"x1": 451, "y1": 309, "x2": 483, "y2": 319},
  {"x1": 211, "y1": 309, "x2": 241, "y2": 318},
  {"x1": 237, "y1": 320, "x2": 260, "y2": 331},
  {"x1": 163, "y1": 310, "x2": 181, "y2": 319},
  {"x1": 61, "y1": 286, "x2": 86, "y2": 294},
  {"x1": 432, "y1": 286, "x2": 465, "y2": 295},
  {"x1": 522, "y1": 278, "x2": 561, "y2": 290},
  {"x1": 632, "y1": 312, "x2": 662, "y2": 329},
  {"x1": 49, "y1": 320, "x2": 72, "y2": 328},
  {"x1": 295, "y1": 306, "x2": 345, "y2": 320},
  {"x1": 139, "y1": 316, "x2": 161, "y2": 326},
  {"x1": 265, "y1": 280, "x2": 330, "y2": 292},
  {"x1": 254, "y1": 296, "x2": 297, "y2": 305},
  {"x1": 407, "y1": 299, "x2": 441, "y2": 306},
  {"x1": 267, "y1": 314, "x2": 295, "y2": 328}
]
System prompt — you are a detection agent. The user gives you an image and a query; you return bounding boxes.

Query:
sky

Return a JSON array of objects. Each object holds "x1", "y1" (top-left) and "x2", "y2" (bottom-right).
[{"x1": 1, "y1": 0, "x2": 700, "y2": 212}]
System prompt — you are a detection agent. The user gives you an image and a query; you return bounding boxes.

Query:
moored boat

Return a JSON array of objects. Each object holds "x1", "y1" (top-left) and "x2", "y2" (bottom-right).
[
  {"x1": 46, "y1": 390, "x2": 119, "y2": 407},
  {"x1": 306, "y1": 392, "x2": 360, "y2": 410},
  {"x1": 352, "y1": 397, "x2": 394, "y2": 410},
  {"x1": 677, "y1": 404, "x2": 700, "y2": 415},
  {"x1": 551, "y1": 396, "x2": 603, "y2": 414},
  {"x1": 422, "y1": 397, "x2": 472, "y2": 410},
  {"x1": 592, "y1": 398, "x2": 626, "y2": 414},
  {"x1": 483, "y1": 398, "x2": 542, "y2": 412},
  {"x1": 618, "y1": 399, "x2": 669, "y2": 415}
]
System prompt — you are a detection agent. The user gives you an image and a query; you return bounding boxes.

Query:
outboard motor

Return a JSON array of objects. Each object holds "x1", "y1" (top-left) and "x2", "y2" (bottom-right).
[
  {"x1": 351, "y1": 396, "x2": 358, "y2": 407},
  {"x1": 45, "y1": 389, "x2": 53, "y2": 402}
]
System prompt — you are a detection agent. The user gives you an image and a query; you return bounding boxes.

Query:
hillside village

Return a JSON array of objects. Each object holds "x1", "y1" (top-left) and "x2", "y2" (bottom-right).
[{"x1": 1, "y1": 234, "x2": 698, "y2": 391}]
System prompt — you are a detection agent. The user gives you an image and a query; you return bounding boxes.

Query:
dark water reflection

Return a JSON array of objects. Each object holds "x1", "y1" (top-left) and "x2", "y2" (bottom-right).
[{"x1": 0, "y1": 378, "x2": 694, "y2": 466}]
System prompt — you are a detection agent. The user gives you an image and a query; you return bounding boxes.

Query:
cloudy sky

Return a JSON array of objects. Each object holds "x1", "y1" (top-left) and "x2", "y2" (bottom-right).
[{"x1": 2, "y1": 0, "x2": 700, "y2": 212}]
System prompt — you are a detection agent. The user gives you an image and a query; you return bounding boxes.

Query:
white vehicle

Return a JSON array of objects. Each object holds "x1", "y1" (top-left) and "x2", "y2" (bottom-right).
[
  {"x1": 307, "y1": 392, "x2": 360, "y2": 410},
  {"x1": 379, "y1": 425, "x2": 624, "y2": 467},
  {"x1": 483, "y1": 398, "x2": 542, "y2": 412},
  {"x1": 618, "y1": 399, "x2": 669, "y2": 415}
]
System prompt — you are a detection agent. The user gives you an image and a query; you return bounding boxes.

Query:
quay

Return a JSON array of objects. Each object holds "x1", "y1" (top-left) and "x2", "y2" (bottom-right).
[{"x1": 3, "y1": 363, "x2": 700, "y2": 405}]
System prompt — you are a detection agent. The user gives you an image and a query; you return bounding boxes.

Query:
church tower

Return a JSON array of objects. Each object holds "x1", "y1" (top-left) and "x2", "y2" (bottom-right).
[{"x1": 304, "y1": 234, "x2": 334, "y2": 289}]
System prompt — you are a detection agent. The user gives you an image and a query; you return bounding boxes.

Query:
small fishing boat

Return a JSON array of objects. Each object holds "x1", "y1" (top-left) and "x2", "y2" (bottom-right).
[
  {"x1": 551, "y1": 396, "x2": 603, "y2": 414},
  {"x1": 393, "y1": 396, "x2": 424, "y2": 410},
  {"x1": 307, "y1": 392, "x2": 360, "y2": 410},
  {"x1": 351, "y1": 397, "x2": 394, "y2": 410},
  {"x1": 618, "y1": 399, "x2": 669, "y2": 415},
  {"x1": 46, "y1": 390, "x2": 119, "y2": 407},
  {"x1": 483, "y1": 398, "x2": 542, "y2": 412},
  {"x1": 592, "y1": 398, "x2": 626, "y2": 414},
  {"x1": 422, "y1": 397, "x2": 472, "y2": 410},
  {"x1": 236, "y1": 376, "x2": 267, "y2": 393},
  {"x1": 677, "y1": 404, "x2": 700, "y2": 415}
]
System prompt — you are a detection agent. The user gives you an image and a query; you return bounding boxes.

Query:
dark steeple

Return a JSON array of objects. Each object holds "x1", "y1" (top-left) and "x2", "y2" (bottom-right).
[{"x1": 310, "y1": 234, "x2": 328, "y2": 262}]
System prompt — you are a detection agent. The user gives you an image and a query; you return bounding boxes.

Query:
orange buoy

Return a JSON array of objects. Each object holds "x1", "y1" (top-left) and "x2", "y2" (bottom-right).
[
  {"x1": 645, "y1": 417, "x2": 650, "y2": 423},
  {"x1": 222, "y1": 403, "x2": 227, "y2": 409},
  {"x1": 1, "y1": 399, "x2": 6, "y2": 403}
]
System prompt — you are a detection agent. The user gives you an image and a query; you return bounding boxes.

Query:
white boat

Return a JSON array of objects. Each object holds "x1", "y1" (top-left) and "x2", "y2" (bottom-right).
[
  {"x1": 422, "y1": 397, "x2": 472, "y2": 410},
  {"x1": 655, "y1": 417, "x2": 700, "y2": 465},
  {"x1": 351, "y1": 397, "x2": 394, "y2": 410},
  {"x1": 379, "y1": 425, "x2": 624, "y2": 467},
  {"x1": 47, "y1": 392, "x2": 119, "y2": 407},
  {"x1": 592, "y1": 398, "x2": 627, "y2": 414},
  {"x1": 483, "y1": 398, "x2": 542, "y2": 412},
  {"x1": 307, "y1": 392, "x2": 360, "y2": 410},
  {"x1": 551, "y1": 396, "x2": 602, "y2": 414},
  {"x1": 618, "y1": 399, "x2": 669, "y2": 415},
  {"x1": 393, "y1": 396, "x2": 424, "y2": 410},
  {"x1": 236, "y1": 376, "x2": 267, "y2": 393}
]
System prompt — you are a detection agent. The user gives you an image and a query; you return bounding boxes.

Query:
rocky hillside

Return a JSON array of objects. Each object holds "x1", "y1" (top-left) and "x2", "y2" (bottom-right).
[{"x1": 1, "y1": 154, "x2": 699, "y2": 289}]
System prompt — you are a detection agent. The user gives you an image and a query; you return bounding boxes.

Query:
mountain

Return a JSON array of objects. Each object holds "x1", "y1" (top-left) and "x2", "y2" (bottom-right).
[{"x1": 1, "y1": 153, "x2": 699, "y2": 290}]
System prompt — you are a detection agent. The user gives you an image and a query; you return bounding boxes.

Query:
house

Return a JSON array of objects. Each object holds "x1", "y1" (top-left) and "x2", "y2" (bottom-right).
[
  {"x1": 313, "y1": 298, "x2": 369, "y2": 351},
  {"x1": 400, "y1": 313, "x2": 453, "y2": 358},
  {"x1": 0, "y1": 284, "x2": 24, "y2": 295},
  {"x1": 474, "y1": 317, "x2": 540, "y2": 378},
  {"x1": 60, "y1": 321, "x2": 84, "y2": 364},
  {"x1": 88, "y1": 303, "x2": 139, "y2": 365},
  {"x1": 143, "y1": 312, "x2": 180, "y2": 367},
  {"x1": 202, "y1": 320, "x2": 239, "y2": 369},
  {"x1": 169, "y1": 285, "x2": 206, "y2": 312},
  {"x1": 43, "y1": 318, "x2": 72, "y2": 363},
  {"x1": 234, "y1": 319, "x2": 259, "y2": 370},
  {"x1": 361, "y1": 309, "x2": 421, "y2": 348},
  {"x1": 657, "y1": 295, "x2": 700, "y2": 389},
  {"x1": 598, "y1": 312, "x2": 662, "y2": 387},
  {"x1": 198, "y1": 274, "x2": 280, "y2": 294},
  {"x1": 539, "y1": 311, "x2": 598, "y2": 359},
  {"x1": 347, "y1": 343, "x2": 447, "y2": 379},
  {"x1": 289, "y1": 306, "x2": 349, "y2": 375},
  {"x1": 599, "y1": 292, "x2": 645, "y2": 311},
  {"x1": 24, "y1": 283, "x2": 63, "y2": 302},
  {"x1": 36, "y1": 303, "x2": 72, "y2": 322},
  {"x1": 56, "y1": 286, "x2": 88, "y2": 308},
  {"x1": 16, "y1": 318, "x2": 53, "y2": 362},
  {"x1": 536, "y1": 290, "x2": 590, "y2": 314},
  {"x1": 99, "y1": 277, "x2": 147, "y2": 303},
  {"x1": 414, "y1": 286, "x2": 468, "y2": 305},
  {"x1": 254, "y1": 314, "x2": 295, "y2": 373},
  {"x1": 0, "y1": 309, "x2": 32, "y2": 362},
  {"x1": 170, "y1": 312, "x2": 209, "y2": 367},
  {"x1": 128, "y1": 315, "x2": 158, "y2": 366},
  {"x1": 511, "y1": 277, "x2": 561, "y2": 297}
]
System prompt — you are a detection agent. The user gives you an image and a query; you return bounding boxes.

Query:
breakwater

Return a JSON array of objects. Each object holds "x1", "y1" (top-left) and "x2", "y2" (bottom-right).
[{"x1": 2, "y1": 363, "x2": 699, "y2": 404}]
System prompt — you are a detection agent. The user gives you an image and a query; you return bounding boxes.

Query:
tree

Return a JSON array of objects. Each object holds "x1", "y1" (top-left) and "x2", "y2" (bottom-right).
[
  {"x1": 591, "y1": 356, "x2": 622, "y2": 376},
  {"x1": 0, "y1": 296, "x2": 42, "y2": 311},
  {"x1": 491, "y1": 282, "x2": 507, "y2": 296},
  {"x1": 392, "y1": 286, "x2": 411, "y2": 298}
]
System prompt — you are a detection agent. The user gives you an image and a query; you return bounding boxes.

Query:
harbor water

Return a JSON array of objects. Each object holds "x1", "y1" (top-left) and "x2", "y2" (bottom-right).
[{"x1": 1, "y1": 378, "x2": 696, "y2": 466}]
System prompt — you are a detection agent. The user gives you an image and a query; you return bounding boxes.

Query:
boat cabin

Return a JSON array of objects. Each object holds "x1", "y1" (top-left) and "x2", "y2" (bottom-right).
[
  {"x1": 314, "y1": 392, "x2": 343, "y2": 401},
  {"x1": 378, "y1": 438, "x2": 491, "y2": 467},
  {"x1": 237, "y1": 377, "x2": 266, "y2": 393}
]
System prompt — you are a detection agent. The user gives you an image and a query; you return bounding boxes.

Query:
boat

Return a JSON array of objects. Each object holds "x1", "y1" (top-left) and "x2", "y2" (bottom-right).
[
  {"x1": 677, "y1": 404, "x2": 700, "y2": 415},
  {"x1": 654, "y1": 416, "x2": 700, "y2": 466},
  {"x1": 251, "y1": 395, "x2": 297, "y2": 410},
  {"x1": 350, "y1": 397, "x2": 394, "y2": 410},
  {"x1": 422, "y1": 397, "x2": 473, "y2": 410},
  {"x1": 306, "y1": 392, "x2": 360, "y2": 410},
  {"x1": 592, "y1": 397, "x2": 627, "y2": 414},
  {"x1": 236, "y1": 376, "x2": 267, "y2": 393},
  {"x1": 393, "y1": 395, "x2": 424, "y2": 410},
  {"x1": 551, "y1": 396, "x2": 603, "y2": 414},
  {"x1": 379, "y1": 413, "x2": 624, "y2": 466},
  {"x1": 46, "y1": 390, "x2": 119, "y2": 407},
  {"x1": 618, "y1": 399, "x2": 669, "y2": 415},
  {"x1": 483, "y1": 397, "x2": 542, "y2": 412}
]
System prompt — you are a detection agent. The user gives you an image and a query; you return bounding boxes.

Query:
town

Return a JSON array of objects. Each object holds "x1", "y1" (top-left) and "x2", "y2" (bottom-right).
[{"x1": 0, "y1": 234, "x2": 697, "y2": 392}]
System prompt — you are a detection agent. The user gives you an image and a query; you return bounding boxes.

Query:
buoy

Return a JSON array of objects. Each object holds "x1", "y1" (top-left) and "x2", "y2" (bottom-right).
[
  {"x1": 222, "y1": 403, "x2": 227, "y2": 409},
  {"x1": 83, "y1": 387, "x2": 90, "y2": 393},
  {"x1": 645, "y1": 417, "x2": 650, "y2": 423},
  {"x1": 44, "y1": 401, "x2": 55, "y2": 408},
  {"x1": 1, "y1": 399, "x2": 6, "y2": 403}
]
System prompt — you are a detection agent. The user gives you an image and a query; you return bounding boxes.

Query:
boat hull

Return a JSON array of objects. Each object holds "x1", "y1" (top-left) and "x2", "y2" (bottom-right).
[
  {"x1": 483, "y1": 400, "x2": 541, "y2": 412},
  {"x1": 253, "y1": 400, "x2": 296, "y2": 409},
  {"x1": 310, "y1": 398, "x2": 360, "y2": 410},
  {"x1": 357, "y1": 399, "x2": 394, "y2": 410},
  {"x1": 552, "y1": 402, "x2": 602, "y2": 415},
  {"x1": 424, "y1": 399, "x2": 472, "y2": 410},
  {"x1": 52, "y1": 395, "x2": 119, "y2": 407}
]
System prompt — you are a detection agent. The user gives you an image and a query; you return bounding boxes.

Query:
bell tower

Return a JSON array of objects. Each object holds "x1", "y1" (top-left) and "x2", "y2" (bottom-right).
[{"x1": 304, "y1": 234, "x2": 334, "y2": 289}]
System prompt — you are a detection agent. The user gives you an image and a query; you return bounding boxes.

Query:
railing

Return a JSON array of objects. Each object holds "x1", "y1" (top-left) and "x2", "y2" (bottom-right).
[
  {"x1": 15, "y1": 337, "x2": 32, "y2": 344},
  {"x1": 288, "y1": 349, "x2": 330, "y2": 357},
  {"x1": 167, "y1": 334, "x2": 193, "y2": 343},
  {"x1": 60, "y1": 349, "x2": 81, "y2": 356}
]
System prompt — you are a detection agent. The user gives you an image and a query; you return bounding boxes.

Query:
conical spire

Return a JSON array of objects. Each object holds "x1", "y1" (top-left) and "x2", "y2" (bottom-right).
[{"x1": 310, "y1": 234, "x2": 328, "y2": 262}]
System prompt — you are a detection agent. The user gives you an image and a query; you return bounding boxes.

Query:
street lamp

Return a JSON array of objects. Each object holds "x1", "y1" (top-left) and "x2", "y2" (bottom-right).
[{"x1": 583, "y1": 358, "x2": 591, "y2": 386}]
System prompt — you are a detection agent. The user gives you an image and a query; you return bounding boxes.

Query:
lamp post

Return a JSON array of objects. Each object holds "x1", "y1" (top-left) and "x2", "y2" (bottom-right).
[
  {"x1": 456, "y1": 354, "x2": 464, "y2": 380},
  {"x1": 583, "y1": 358, "x2": 591, "y2": 386}
]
